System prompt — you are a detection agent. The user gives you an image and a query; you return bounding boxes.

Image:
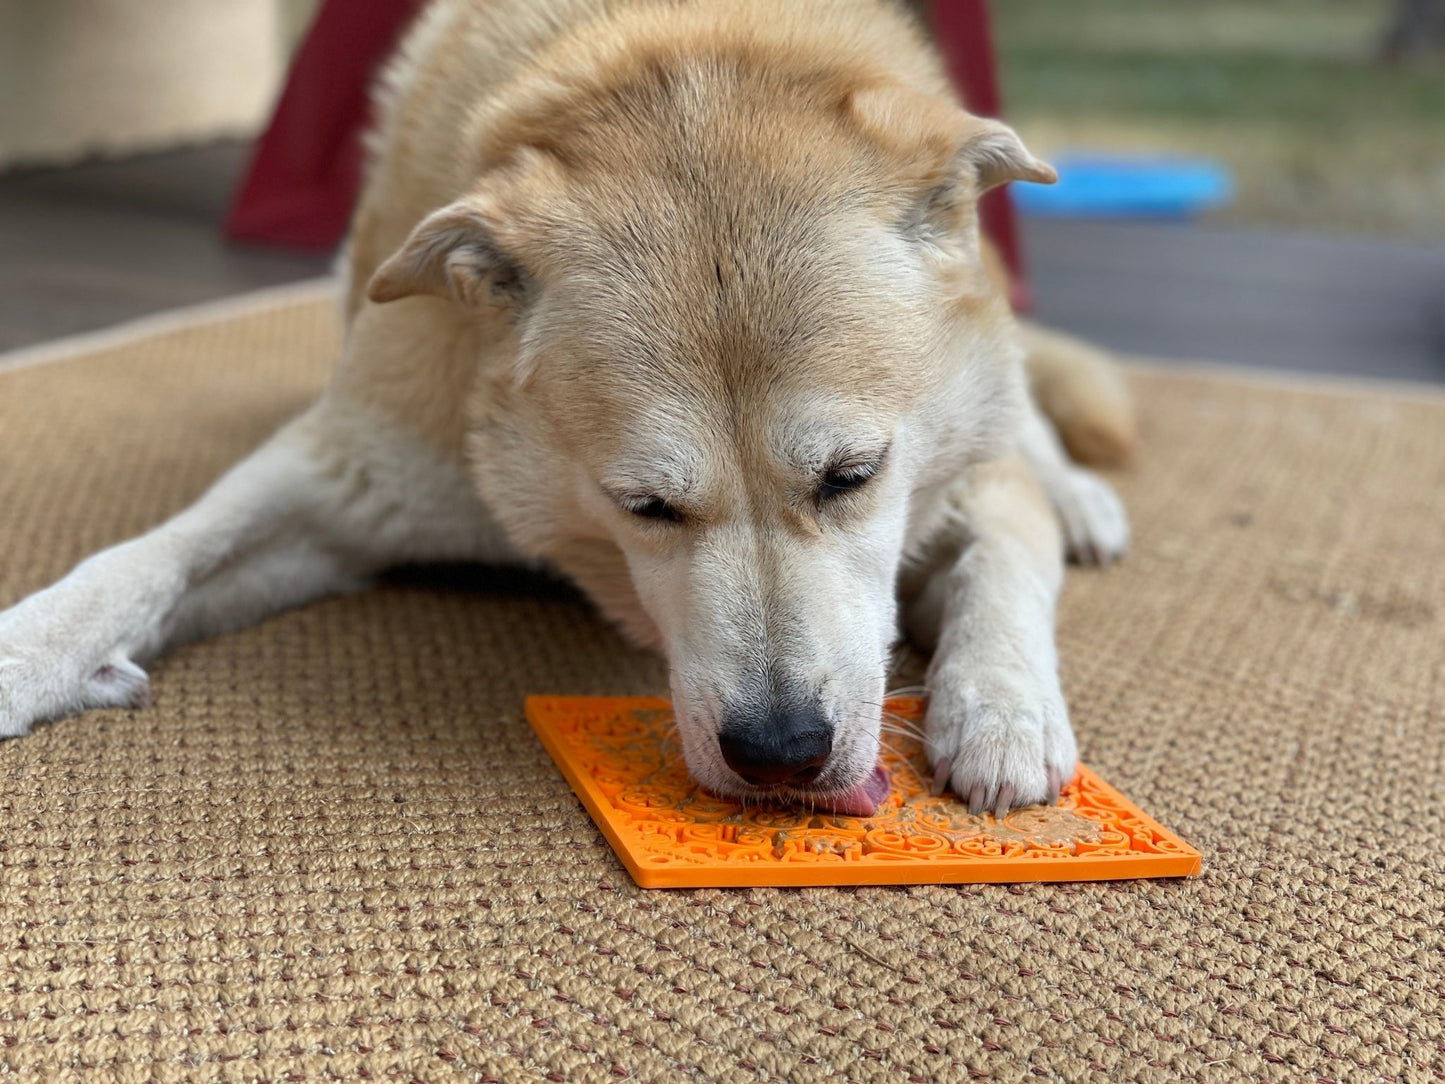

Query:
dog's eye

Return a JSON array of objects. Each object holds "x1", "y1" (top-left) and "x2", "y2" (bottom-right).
[
  {"x1": 626, "y1": 497, "x2": 683, "y2": 523},
  {"x1": 818, "y1": 463, "x2": 878, "y2": 501}
]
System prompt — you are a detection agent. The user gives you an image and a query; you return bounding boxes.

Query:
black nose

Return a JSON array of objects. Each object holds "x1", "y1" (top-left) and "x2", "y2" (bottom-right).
[{"x1": 718, "y1": 696, "x2": 833, "y2": 787}]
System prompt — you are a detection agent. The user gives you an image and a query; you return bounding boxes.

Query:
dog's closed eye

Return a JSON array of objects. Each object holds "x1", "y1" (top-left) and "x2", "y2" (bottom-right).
[
  {"x1": 818, "y1": 448, "x2": 888, "y2": 503},
  {"x1": 622, "y1": 496, "x2": 684, "y2": 523},
  {"x1": 819, "y1": 466, "x2": 874, "y2": 500}
]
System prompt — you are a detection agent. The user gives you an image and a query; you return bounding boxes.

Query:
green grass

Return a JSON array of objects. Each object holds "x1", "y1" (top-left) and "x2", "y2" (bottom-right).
[{"x1": 992, "y1": 0, "x2": 1445, "y2": 237}]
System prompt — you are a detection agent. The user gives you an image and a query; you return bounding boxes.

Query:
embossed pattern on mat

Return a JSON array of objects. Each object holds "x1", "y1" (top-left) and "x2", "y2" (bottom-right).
[{"x1": 1, "y1": 292, "x2": 1442, "y2": 1082}]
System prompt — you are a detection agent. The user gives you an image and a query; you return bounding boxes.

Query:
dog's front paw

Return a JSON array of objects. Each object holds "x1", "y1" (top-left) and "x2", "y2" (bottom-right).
[
  {"x1": 924, "y1": 670, "x2": 1078, "y2": 816},
  {"x1": 1049, "y1": 465, "x2": 1129, "y2": 567},
  {"x1": 0, "y1": 607, "x2": 151, "y2": 738}
]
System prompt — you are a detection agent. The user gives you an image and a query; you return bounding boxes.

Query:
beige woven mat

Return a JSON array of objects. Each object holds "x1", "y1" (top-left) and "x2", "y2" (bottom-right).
[{"x1": 1, "y1": 287, "x2": 1441, "y2": 1082}]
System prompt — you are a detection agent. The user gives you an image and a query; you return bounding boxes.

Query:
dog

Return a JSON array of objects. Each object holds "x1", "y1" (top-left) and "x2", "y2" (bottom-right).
[{"x1": 0, "y1": 0, "x2": 1134, "y2": 816}]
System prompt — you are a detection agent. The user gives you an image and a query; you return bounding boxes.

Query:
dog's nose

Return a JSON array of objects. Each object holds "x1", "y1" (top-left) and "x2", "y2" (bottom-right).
[
  {"x1": 718, "y1": 698, "x2": 833, "y2": 786},
  {"x1": 719, "y1": 727, "x2": 832, "y2": 785}
]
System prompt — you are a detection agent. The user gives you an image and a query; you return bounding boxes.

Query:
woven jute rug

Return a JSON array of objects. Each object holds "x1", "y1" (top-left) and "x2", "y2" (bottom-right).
[{"x1": 1, "y1": 284, "x2": 1441, "y2": 1082}]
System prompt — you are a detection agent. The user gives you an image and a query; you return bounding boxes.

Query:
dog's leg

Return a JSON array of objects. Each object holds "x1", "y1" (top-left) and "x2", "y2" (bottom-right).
[
  {"x1": 0, "y1": 397, "x2": 509, "y2": 737},
  {"x1": 1019, "y1": 401, "x2": 1130, "y2": 567},
  {"x1": 1016, "y1": 321, "x2": 1132, "y2": 567},
  {"x1": 905, "y1": 455, "x2": 1077, "y2": 815}
]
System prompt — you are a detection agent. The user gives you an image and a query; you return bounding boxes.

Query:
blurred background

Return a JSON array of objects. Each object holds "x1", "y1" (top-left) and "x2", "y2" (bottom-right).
[{"x1": 0, "y1": 0, "x2": 1441, "y2": 380}]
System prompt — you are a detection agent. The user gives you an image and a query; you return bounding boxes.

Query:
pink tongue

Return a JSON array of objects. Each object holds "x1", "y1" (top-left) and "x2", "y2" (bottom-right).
[{"x1": 816, "y1": 764, "x2": 892, "y2": 817}]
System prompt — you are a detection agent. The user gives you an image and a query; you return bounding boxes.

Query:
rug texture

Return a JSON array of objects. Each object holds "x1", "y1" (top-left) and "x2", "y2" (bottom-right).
[{"x1": 1, "y1": 289, "x2": 1441, "y2": 1082}]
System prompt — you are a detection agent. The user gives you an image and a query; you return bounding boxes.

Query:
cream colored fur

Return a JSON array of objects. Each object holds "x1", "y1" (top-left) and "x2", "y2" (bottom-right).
[{"x1": 0, "y1": 0, "x2": 1134, "y2": 815}]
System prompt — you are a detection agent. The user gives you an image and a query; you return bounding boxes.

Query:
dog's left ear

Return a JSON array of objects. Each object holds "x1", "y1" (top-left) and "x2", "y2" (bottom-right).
[
  {"x1": 367, "y1": 198, "x2": 530, "y2": 310},
  {"x1": 951, "y1": 115, "x2": 1058, "y2": 192},
  {"x1": 847, "y1": 86, "x2": 1055, "y2": 234}
]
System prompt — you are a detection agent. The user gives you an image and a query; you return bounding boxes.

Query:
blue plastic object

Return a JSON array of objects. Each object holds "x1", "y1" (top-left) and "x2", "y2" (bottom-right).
[{"x1": 1012, "y1": 154, "x2": 1234, "y2": 219}]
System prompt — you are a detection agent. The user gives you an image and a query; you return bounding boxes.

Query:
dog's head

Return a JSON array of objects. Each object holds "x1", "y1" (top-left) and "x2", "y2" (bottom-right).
[{"x1": 367, "y1": 58, "x2": 1053, "y2": 809}]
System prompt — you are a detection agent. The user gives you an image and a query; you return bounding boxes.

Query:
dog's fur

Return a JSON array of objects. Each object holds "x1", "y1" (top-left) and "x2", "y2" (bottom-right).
[{"x1": 0, "y1": 0, "x2": 1134, "y2": 814}]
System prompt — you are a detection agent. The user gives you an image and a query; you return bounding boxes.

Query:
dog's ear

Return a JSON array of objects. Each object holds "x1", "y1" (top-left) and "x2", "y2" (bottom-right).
[
  {"x1": 847, "y1": 86, "x2": 1054, "y2": 236},
  {"x1": 952, "y1": 115, "x2": 1057, "y2": 192},
  {"x1": 913, "y1": 116, "x2": 1056, "y2": 245},
  {"x1": 367, "y1": 198, "x2": 530, "y2": 310}
]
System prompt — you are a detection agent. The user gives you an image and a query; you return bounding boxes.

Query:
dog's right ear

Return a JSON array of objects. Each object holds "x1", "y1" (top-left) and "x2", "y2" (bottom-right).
[{"x1": 367, "y1": 198, "x2": 530, "y2": 310}]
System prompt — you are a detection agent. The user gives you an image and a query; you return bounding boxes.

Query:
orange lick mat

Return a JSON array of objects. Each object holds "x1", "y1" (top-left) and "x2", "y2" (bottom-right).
[{"x1": 526, "y1": 696, "x2": 1202, "y2": 888}]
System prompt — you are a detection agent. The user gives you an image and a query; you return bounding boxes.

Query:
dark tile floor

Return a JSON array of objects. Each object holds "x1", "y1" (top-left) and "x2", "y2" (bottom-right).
[
  {"x1": 0, "y1": 145, "x2": 331, "y2": 353},
  {"x1": 2, "y1": 142, "x2": 1442, "y2": 384},
  {"x1": 1024, "y1": 219, "x2": 1445, "y2": 385}
]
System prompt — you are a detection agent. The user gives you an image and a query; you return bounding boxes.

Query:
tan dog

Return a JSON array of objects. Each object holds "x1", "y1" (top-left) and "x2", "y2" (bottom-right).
[{"x1": 0, "y1": 0, "x2": 1134, "y2": 815}]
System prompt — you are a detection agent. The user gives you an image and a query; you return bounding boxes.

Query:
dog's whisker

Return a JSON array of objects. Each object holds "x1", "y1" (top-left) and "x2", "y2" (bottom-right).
[
  {"x1": 878, "y1": 717, "x2": 925, "y2": 734},
  {"x1": 876, "y1": 734, "x2": 914, "y2": 758},
  {"x1": 880, "y1": 712, "x2": 927, "y2": 735},
  {"x1": 883, "y1": 684, "x2": 929, "y2": 699}
]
